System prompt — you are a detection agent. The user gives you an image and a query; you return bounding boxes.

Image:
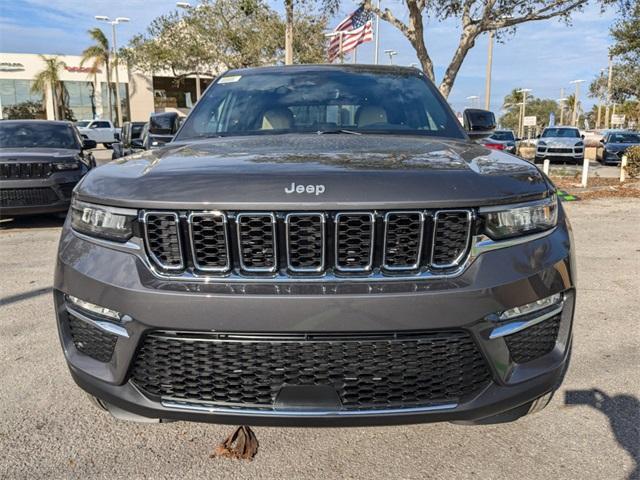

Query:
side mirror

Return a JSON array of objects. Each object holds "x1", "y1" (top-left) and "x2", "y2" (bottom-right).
[
  {"x1": 581, "y1": 134, "x2": 585, "y2": 139},
  {"x1": 149, "y1": 112, "x2": 180, "y2": 135},
  {"x1": 131, "y1": 138, "x2": 144, "y2": 149},
  {"x1": 463, "y1": 109, "x2": 496, "y2": 140},
  {"x1": 82, "y1": 139, "x2": 97, "y2": 150}
]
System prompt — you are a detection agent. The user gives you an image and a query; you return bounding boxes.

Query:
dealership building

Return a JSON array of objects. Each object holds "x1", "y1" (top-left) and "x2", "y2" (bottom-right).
[{"x1": 0, "y1": 53, "x2": 213, "y2": 125}]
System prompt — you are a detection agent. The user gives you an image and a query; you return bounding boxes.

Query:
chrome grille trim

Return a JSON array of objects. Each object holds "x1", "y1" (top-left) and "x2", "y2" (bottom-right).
[
  {"x1": 334, "y1": 212, "x2": 375, "y2": 273},
  {"x1": 187, "y1": 211, "x2": 231, "y2": 273},
  {"x1": 430, "y1": 209, "x2": 473, "y2": 269},
  {"x1": 236, "y1": 212, "x2": 278, "y2": 273},
  {"x1": 285, "y1": 212, "x2": 326, "y2": 273},
  {"x1": 141, "y1": 211, "x2": 184, "y2": 271},
  {"x1": 382, "y1": 211, "x2": 425, "y2": 271}
]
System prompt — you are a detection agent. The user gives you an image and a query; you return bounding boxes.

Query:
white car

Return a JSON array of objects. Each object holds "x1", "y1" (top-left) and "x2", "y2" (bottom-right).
[
  {"x1": 535, "y1": 126, "x2": 585, "y2": 164},
  {"x1": 75, "y1": 120, "x2": 121, "y2": 148}
]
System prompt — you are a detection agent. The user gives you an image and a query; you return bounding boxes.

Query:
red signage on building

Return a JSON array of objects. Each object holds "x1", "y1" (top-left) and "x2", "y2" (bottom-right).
[{"x1": 65, "y1": 66, "x2": 102, "y2": 74}]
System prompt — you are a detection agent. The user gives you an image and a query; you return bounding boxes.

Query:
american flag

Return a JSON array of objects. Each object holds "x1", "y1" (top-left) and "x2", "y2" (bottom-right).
[{"x1": 327, "y1": 5, "x2": 374, "y2": 62}]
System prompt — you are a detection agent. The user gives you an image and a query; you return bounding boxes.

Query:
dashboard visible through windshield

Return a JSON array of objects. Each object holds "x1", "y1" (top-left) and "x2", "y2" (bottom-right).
[{"x1": 176, "y1": 68, "x2": 466, "y2": 141}]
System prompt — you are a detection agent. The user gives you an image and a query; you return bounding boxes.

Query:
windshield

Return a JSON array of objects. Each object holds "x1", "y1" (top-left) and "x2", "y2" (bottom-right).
[
  {"x1": 0, "y1": 123, "x2": 80, "y2": 149},
  {"x1": 608, "y1": 133, "x2": 640, "y2": 143},
  {"x1": 490, "y1": 131, "x2": 515, "y2": 141},
  {"x1": 176, "y1": 68, "x2": 465, "y2": 141},
  {"x1": 541, "y1": 128, "x2": 580, "y2": 138},
  {"x1": 75, "y1": 121, "x2": 90, "y2": 128}
]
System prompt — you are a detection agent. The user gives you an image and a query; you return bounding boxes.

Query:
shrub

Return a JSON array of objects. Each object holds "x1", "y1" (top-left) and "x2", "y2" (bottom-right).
[{"x1": 624, "y1": 145, "x2": 640, "y2": 179}]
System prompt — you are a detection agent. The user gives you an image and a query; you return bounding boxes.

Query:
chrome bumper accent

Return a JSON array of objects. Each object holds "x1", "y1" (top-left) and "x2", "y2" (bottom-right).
[
  {"x1": 489, "y1": 303, "x2": 564, "y2": 339},
  {"x1": 161, "y1": 400, "x2": 458, "y2": 416},
  {"x1": 66, "y1": 305, "x2": 130, "y2": 338}
]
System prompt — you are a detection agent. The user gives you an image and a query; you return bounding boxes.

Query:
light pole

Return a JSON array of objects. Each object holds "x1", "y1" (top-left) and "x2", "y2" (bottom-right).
[
  {"x1": 596, "y1": 68, "x2": 606, "y2": 129},
  {"x1": 374, "y1": 0, "x2": 381, "y2": 64},
  {"x1": 95, "y1": 15, "x2": 130, "y2": 127},
  {"x1": 569, "y1": 79, "x2": 585, "y2": 127},
  {"x1": 558, "y1": 97, "x2": 567, "y2": 126},
  {"x1": 484, "y1": 30, "x2": 494, "y2": 110},
  {"x1": 516, "y1": 88, "x2": 531, "y2": 139},
  {"x1": 604, "y1": 56, "x2": 613, "y2": 129},
  {"x1": 176, "y1": 2, "x2": 203, "y2": 100},
  {"x1": 383, "y1": 49, "x2": 397, "y2": 64}
]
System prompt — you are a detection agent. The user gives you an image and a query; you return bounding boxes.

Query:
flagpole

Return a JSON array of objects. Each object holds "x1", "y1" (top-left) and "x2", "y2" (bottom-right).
[
  {"x1": 374, "y1": 0, "x2": 380, "y2": 64},
  {"x1": 339, "y1": 32, "x2": 344, "y2": 64},
  {"x1": 353, "y1": 47, "x2": 357, "y2": 64}
]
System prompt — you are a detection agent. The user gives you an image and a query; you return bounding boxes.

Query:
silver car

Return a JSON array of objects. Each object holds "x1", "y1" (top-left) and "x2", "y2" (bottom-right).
[{"x1": 535, "y1": 127, "x2": 584, "y2": 164}]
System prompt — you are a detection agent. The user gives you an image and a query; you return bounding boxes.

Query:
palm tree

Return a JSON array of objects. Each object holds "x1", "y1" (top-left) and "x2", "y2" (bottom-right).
[
  {"x1": 31, "y1": 55, "x2": 66, "y2": 120},
  {"x1": 81, "y1": 28, "x2": 113, "y2": 122},
  {"x1": 565, "y1": 93, "x2": 581, "y2": 126}
]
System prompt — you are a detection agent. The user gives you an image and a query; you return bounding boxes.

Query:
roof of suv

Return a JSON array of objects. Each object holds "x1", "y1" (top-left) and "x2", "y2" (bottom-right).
[{"x1": 224, "y1": 64, "x2": 422, "y2": 77}]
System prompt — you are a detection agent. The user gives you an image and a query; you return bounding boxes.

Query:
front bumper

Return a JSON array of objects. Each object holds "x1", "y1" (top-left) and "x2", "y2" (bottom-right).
[
  {"x1": 0, "y1": 170, "x2": 85, "y2": 216},
  {"x1": 535, "y1": 147, "x2": 584, "y2": 162},
  {"x1": 54, "y1": 211, "x2": 576, "y2": 426}
]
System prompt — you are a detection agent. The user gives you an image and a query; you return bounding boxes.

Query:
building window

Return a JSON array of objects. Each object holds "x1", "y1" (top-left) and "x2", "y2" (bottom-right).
[
  {"x1": 101, "y1": 82, "x2": 130, "y2": 125},
  {"x1": 0, "y1": 79, "x2": 45, "y2": 119},
  {"x1": 61, "y1": 81, "x2": 97, "y2": 122}
]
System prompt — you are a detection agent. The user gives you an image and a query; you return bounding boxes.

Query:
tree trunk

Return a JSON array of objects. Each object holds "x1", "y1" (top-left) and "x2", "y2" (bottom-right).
[
  {"x1": 439, "y1": 26, "x2": 480, "y2": 98},
  {"x1": 406, "y1": 2, "x2": 435, "y2": 81},
  {"x1": 105, "y1": 59, "x2": 114, "y2": 122},
  {"x1": 51, "y1": 82, "x2": 58, "y2": 121},
  {"x1": 285, "y1": 0, "x2": 294, "y2": 65}
]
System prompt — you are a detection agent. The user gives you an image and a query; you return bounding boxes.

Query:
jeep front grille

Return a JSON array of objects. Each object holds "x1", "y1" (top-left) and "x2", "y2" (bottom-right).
[
  {"x1": 131, "y1": 330, "x2": 491, "y2": 410},
  {"x1": 141, "y1": 209, "x2": 474, "y2": 278},
  {"x1": 0, "y1": 162, "x2": 53, "y2": 179}
]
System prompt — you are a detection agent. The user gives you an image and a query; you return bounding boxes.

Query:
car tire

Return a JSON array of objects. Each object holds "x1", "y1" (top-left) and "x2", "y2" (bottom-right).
[{"x1": 103, "y1": 143, "x2": 113, "y2": 149}]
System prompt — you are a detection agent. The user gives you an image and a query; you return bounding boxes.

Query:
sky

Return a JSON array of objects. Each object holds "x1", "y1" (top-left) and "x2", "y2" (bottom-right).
[{"x1": 0, "y1": 0, "x2": 618, "y2": 113}]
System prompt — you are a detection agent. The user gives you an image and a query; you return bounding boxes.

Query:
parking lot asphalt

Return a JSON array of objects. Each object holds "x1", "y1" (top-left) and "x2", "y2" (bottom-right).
[{"x1": 1, "y1": 196, "x2": 638, "y2": 479}]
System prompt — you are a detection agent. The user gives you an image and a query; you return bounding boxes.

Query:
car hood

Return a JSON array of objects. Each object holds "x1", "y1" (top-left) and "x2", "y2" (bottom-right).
[
  {"x1": 539, "y1": 138, "x2": 582, "y2": 148},
  {"x1": 0, "y1": 148, "x2": 79, "y2": 162},
  {"x1": 76, "y1": 134, "x2": 549, "y2": 210},
  {"x1": 605, "y1": 143, "x2": 637, "y2": 151}
]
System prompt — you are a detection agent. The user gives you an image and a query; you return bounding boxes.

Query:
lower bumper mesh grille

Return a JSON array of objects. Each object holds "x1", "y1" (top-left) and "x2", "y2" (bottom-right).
[
  {"x1": 0, "y1": 187, "x2": 59, "y2": 207},
  {"x1": 66, "y1": 313, "x2": 117, "y2": 362},
  {"x1": 505, "y1": 315, "x2": 561, "y2": 363},
  {"x1": 131, "y1": 331, "x2": 491, "y2": 410}
]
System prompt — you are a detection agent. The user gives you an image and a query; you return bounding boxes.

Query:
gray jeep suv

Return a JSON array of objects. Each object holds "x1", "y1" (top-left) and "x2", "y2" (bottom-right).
[{"x1": 54, "y1": 65, "x2": 575, "y2": 427}]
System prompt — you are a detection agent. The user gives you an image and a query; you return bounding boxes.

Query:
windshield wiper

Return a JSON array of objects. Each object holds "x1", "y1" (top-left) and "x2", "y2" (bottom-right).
[{"x1": 316, "y1": 129, "x2": 362, "y2": 136}]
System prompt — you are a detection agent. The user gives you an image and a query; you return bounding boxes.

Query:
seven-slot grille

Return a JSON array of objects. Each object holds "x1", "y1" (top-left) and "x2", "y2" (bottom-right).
[
  {"x1": 142, "y1": 209, "x2": 473, "y2": 277},
  {"x1": 0, "y1": 162, "x2": 53, "y2": 179}
]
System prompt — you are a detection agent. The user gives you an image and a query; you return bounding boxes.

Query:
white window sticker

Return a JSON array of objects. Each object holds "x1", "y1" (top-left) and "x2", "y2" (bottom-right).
[{"x1": 218, "y1": 75, "x2": 241, "y2": 84}]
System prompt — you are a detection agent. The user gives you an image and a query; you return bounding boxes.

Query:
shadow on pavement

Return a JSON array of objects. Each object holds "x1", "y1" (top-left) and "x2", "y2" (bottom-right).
[
  {"x1": 0, "y1": 287, "x2": 52, "y2": 307},
  {"x1": 0, "y1": 215, "x2": 65, "y2": 230},
  {"x1": 565, "y1": 389, "x2": 639, "y2": 480}
]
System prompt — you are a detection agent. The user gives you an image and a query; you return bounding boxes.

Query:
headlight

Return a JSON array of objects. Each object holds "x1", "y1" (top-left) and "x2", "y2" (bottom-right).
[
  {"x1": 481, "y1": 195, "x2": 558, "y2": 240},
  {"x1": 71, "y1": 198, "x2": 136, "y2": 241},
  {"x1": 537, "y1": 140, "x2": 547, "y2": 146},
  {"x1": 53, "y1": 161, "x2": 80, "y2": 171},
  {"x1": 575, "y1": 141, "x2": 584, "y2": 147}
]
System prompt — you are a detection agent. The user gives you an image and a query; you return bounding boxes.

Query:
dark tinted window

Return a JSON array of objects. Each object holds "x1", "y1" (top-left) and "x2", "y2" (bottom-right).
[
  {"x1": 490, "y1": 131, "x2": 515, "y2": 141},
  {"x1": 608, "y1": 133, "x2": 640, "y2": 143},
  {"x1": 93, "y1": 121, "x2": 111, "y2": 128},
  {"x1": 131, "y1": 123, "x2": 145, "y2": 137},
  {"x1": 177, "y1": 69, "x2": 464, "y2": 140},
  {"x1": 541, "y1": 128, "x2": 580, "y2": 138},
  {"x1": 0, "y1": 122, "x2": 80, "y2": 149}
]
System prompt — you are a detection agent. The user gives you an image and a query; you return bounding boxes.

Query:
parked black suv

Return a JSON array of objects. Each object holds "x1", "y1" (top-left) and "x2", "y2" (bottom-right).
[
  {"x1": 54, "y1": 65, "x2": 575, "y2": 427},
  {"x1": 1, "y1": 120, "x2": 95, "y2": 217}
]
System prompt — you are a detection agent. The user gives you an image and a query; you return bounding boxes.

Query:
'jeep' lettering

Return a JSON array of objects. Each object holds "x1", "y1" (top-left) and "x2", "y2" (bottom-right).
[{"x1": 285, "y1": 182, "x2": 325, "y2": 196}]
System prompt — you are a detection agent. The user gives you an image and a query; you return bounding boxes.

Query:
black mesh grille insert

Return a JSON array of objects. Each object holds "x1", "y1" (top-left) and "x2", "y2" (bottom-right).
[
  {"x1": 237, "y1": 214, "x2": 276, "y2": 271},
  {"x1": 286, "y1": 214, "x2": 324, "y2": 271},
  {"x1": 431, "y1": 211, "x2": 471, "y2": 267},
  {"x1": 131, "y1": 331, "x2": 491, "y2": 410},
  {"x1": 67, "y1": 313, "x2": 117, "y2": 362},
  {"x1": 0, "y1": 162, "x2": 53, "y2": 179},
  {"x1": 144, "y1": 213, "x2": 183, "y2": 270},
  {"x1": 189, "y1": 213, "x2": 229, "y2": 271},
  {"x1": 505, "y1": 315, "x2": 561, "y2": 363},
  {"x1": 383, "y1": 212, "x2": 423, "y2": 270},
  {"x1": 335, "y1": 213, "x2": 374, "y2": 271},
  {"x1": 0, "y1": 187, "x2": 59, "y2": 207}
]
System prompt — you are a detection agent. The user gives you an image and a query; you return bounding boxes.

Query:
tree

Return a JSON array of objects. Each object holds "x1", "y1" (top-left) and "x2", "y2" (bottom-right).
[
  {"x1": 362, "y1": 0, "x2": 594, "y2": 98},
  {"x1": 122, "y1": 0, "x2": 329, "y2": 79},
  {"x1": 81, "y1": 28, "x2": 113, "y2": 122},
  {"x1": 499, "y1": 89, "x2": 559, "y2": 132},
  {"x1": 31, "y1": 55, "x2": 66, "y2": 120}
]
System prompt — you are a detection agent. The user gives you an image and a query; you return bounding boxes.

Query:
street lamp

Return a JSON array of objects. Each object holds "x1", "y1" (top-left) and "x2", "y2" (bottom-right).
[
  {"x1": 383, "y1": 49, "x2": 397, "y2": 65},
  {"x1": 569, "y1": 79, "x2": 585, "y2": 127},
  {"x1": 516, "y1": 88, "x2": 531, "y2": 139},
  {"x1": 558, "y1": 97, "x2": 567, "y2": 125},
  {"x1": 95, "y1": 15, "x2": 130, "y2": 127}
]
